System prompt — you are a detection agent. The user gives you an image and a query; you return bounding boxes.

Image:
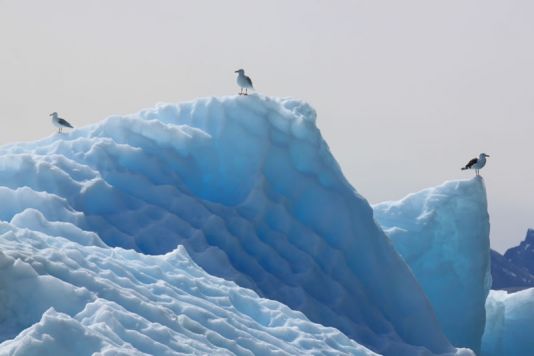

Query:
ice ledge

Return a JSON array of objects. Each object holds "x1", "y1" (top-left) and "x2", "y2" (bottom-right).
[
  {"x1": 373, "y1": 177, "x2": 491, "y2": 353},
  {"x1": 482, "y1": 288, "x2": 534, "y2": 355}
]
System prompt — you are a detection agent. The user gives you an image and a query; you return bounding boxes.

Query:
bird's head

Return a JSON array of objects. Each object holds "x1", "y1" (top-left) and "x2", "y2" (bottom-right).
[
  {"x1": 234, "y1": 69, "x2": 245, "y2": 74},
  {"x1": 49, "y1": 112, "x2": 58, "y2": 117},
  {"x1": 480, "y1": 153, "x2": 490, "y2": 158}
]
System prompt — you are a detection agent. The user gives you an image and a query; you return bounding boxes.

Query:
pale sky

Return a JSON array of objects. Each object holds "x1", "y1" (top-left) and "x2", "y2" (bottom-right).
[{"x1": 0, "y1": 0, "x2": 533, "y2": 252}]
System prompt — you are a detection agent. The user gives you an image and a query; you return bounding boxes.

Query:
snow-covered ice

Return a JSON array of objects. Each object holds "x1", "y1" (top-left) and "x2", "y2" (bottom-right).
[
  {"x1": 482, "y1": 288, "x2": 534, "y2": 356},
  {"x1": 373, "y1": 178, "x2": 491, "y2": 353},
  {"x1": 0, "y1": 94, "x2": 477, "y2": 355},
  {"x1": 0, "y1": 226, "x2": 376, "y2": 355}
]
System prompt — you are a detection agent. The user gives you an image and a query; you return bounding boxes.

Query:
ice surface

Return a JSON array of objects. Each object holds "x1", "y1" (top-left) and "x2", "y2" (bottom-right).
[
  {"x1": 0, "y1": 224, "x2": 376, "y2": 355},
  {"x1": 0, "y1": 95, "x2": 466, "y2": 355},
  {"x1": 482, "y1": 288, "x2": 534, "y2": 356},
  {"x1": 373, "y1": 178, "x2": 491, "y2": 353}
]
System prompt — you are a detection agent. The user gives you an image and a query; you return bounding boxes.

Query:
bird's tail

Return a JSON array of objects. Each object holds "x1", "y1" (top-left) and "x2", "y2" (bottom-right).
[{"x1": 461, "y1": 167, "x2": 467, "y2": 170}]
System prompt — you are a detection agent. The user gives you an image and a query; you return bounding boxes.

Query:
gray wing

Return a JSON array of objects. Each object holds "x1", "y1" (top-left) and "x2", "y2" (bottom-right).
[
  {"x1": 245, "y1": 75, "x2": 253, "y2": 88},
  {"x1": 58, "y1": 118, "x2": 73, "y2": 128}
]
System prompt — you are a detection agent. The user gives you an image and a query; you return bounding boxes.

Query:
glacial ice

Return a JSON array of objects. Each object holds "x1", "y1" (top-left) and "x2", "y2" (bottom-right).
[
  {"x1": 0, "y1": 223, "x2": 376, "y2": 355},
  {"x1": 0, "y1": 95, "x2": 474, "y2": 355},
  {"x1": 373, "y1": 178, "x2": 491, "y2": 353},
  {"x1": 482, "y1": 288, "x2": 534, "y2": 356}
]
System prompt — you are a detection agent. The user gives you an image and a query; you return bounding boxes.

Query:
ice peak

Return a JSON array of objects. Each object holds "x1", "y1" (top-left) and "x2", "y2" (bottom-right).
[
  {"x1": 0, "y1": 95, "x2": 463, "y2": 355},
  {"x1": 374, "y1": 178, "x2": 491, "y2": 353}
]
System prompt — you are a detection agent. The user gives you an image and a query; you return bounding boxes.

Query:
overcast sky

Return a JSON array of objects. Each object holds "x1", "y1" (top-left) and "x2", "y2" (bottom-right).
[{"x1": 1, "y1": 0, "x2": 532, "y2": 252}]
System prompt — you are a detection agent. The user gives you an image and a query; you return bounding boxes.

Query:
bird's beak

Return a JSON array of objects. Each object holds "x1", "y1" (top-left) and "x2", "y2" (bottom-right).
[
  {"x1": 49, "y1": 113, "x2": 53, "y2": 116},
  {"x1": 234, "y1": 70, "x2": 238, "y2": 73},
  {"x1": 486, "y1": 154, "x2": 490, "y2": 157}
]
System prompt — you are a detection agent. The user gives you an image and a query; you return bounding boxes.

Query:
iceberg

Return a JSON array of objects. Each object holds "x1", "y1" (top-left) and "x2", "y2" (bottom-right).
[
  {"x1": 0, "y1": 223, "x2": 375, "y2": 355},
  {"x1": 0, "y1": 95, "x2": 468, "y2": 355},
  {"x1": 482, "y1": 288, "x2": 534, "y2": 356},
  {"x1": 373, "y1": 178, "x2": 491, "y2": 353}
]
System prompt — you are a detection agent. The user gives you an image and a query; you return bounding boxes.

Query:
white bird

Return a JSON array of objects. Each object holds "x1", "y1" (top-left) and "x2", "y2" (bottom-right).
[
  {"x1": 235, "y1": 69, "x2": 254, "y2": 95},
  {"x1": 461, "y1": 153, "x2": 490, "y2": 176},
  {"x1": 50, "y1": 112, "x2": 74, "y2": 134}
]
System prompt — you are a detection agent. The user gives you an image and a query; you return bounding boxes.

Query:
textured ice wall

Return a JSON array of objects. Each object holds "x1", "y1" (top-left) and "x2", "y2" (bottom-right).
[
  {"x1": 482, "y1": 288, "x2": 534, "y2": 356},
  {"x1": 0, "y1": 95, "x2": 461, "y2": 355},
  {"x1": 0, "y1": 220, "x2": 375, "y2": 355},
  {"x1": 373, "y1": 178, "x2": 491, "y2": 353}
]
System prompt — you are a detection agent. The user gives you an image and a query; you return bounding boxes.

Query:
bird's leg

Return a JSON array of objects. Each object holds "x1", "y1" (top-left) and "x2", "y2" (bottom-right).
[
  {"x1": 239, "y1": 88, "x2": 243, "y2": 95},
  {"x1": 244, "y1": 88, "x2": 248, "y2": 96}
]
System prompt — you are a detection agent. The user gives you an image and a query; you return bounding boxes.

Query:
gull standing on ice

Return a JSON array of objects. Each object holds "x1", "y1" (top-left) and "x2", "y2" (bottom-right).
[
  {"x1": 461, "y1": 153, "x2": 490, "y2": 176},
  {"x1": 50, "y1": 112, "x2": 74, "y2": 133},
  {"x1": 235, "y1": 69, "x2": 254, "y2": 95}
]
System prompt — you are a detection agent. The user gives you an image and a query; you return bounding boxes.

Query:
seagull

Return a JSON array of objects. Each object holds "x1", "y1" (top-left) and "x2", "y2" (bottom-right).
[
  {"x1": 461, "y1": 153, "x2": 490, "y2": 176},
  {"x1": 235, "y1": 69, "x2": 254, "y2": 95},
  {"x1": 50, "y1": 112, "x2": 74, "y2": 134}
]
